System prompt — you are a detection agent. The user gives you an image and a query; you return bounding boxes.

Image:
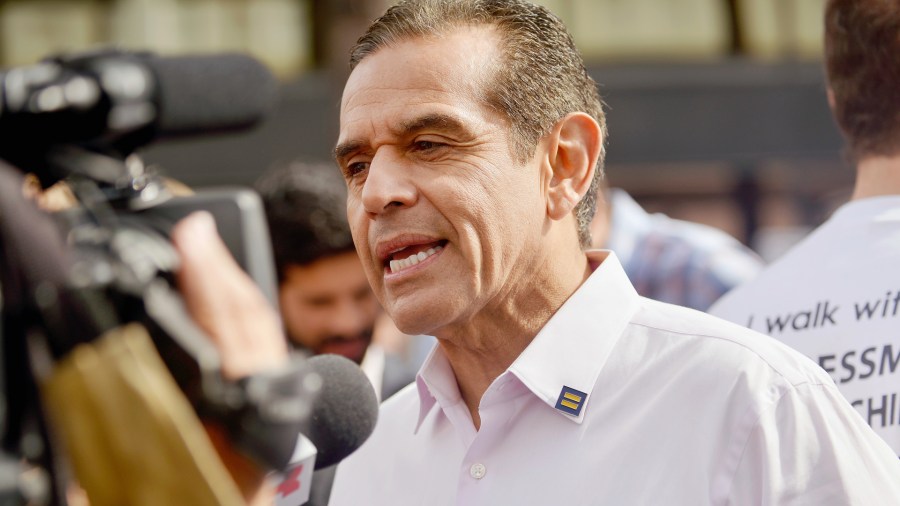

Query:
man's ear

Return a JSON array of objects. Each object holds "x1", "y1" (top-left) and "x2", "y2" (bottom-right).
[{"x1": 543, "y1": 112, "x2": 602, "y2": 221}]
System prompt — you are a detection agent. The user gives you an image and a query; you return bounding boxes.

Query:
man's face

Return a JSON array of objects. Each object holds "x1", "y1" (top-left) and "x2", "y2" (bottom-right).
[
  {"x1": 278, "y1": 251, "x2": 378, "y2": 364},
  {"x1": 335, "y1": 26, "x2": 549, "y2": 336}
]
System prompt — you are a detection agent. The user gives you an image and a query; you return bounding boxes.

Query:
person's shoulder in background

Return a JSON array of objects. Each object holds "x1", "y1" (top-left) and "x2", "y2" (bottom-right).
[{"x1": 605, "y1": 188, "x2": 764, "y2": 311}]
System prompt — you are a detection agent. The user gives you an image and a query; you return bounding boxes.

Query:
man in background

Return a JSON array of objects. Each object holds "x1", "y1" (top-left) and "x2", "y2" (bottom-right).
[
  {"x1": 592, "y1": 186, "x2": 763, "y2": 311},
  {"x1": 255, "y1": 161, "x2": 417, "y2": 401},
  {"x1": 712, "y1": 0, "x2": 900, "y2": 457}
]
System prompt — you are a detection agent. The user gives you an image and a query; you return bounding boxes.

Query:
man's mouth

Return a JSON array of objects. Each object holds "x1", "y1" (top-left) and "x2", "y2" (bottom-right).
[
  {"x1": 319, "y1": 337, "x2": 370, "y2": 364},
  {"x1": 384, "y1": 240, "x2": 447, "y2": 274}
]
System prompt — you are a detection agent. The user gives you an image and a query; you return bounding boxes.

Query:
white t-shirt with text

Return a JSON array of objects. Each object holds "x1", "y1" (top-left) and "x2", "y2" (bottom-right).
[{"x1": 712, "y1": 196, "x2": 900, "y2": 456}]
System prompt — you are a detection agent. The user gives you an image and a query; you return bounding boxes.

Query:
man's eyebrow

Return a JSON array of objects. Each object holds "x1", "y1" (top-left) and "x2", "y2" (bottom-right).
[
  {"x1": 333, "y1": 140, "x2": 366, "y2": 162},
  {"x1": 333, "y1": 113, "x2": 470, "y2": 162},
  {"x1": 397, "y1": 113, "x2": 468, "y2": 138}
]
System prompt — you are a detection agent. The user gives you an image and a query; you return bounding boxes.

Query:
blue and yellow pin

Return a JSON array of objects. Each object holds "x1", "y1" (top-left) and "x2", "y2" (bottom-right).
[{"x1": 555, "y1": 386, "x2": 587, "y2": 416}]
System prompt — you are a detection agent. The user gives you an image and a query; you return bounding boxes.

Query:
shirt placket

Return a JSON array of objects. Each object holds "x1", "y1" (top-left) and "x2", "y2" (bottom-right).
[{"x1": 454, "y1": 374, "x2": 518, "y2": 506}]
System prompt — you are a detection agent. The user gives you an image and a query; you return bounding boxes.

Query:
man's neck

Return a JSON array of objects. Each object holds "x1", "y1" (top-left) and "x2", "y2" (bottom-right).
[
  {"x1": 853, "y1": 155, "x2": 900, "y2": 200},
  {"x1": 433, "y1": 245, "x2": 592, "y2": 429}
]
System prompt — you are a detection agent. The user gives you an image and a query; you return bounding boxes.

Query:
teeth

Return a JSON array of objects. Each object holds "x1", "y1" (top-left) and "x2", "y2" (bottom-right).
[{"x1": 389, "y1": 245, "x2": 442, "y2": 273}]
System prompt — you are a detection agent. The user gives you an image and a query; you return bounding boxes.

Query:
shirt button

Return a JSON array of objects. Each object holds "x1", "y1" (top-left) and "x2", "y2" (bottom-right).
[{"x1": 469, "y1": 463, "x2": 486, "y2": 479}]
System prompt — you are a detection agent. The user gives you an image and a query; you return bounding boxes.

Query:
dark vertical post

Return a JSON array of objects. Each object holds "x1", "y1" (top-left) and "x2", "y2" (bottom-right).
[{"x1": 735, "y1": 166, "x2": 760, "y2": 248}]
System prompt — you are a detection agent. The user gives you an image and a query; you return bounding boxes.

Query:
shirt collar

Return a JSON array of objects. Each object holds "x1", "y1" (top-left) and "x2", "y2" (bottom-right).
[
  {"x1": 413, "y1": 251, "x2": 640, "y2": 430},
  {"x1": 509, "y1": 250, "x2": 639, "y2": 423},
  {"x1": 414, "y1": 343, "x2": 455, "y2": 432}
]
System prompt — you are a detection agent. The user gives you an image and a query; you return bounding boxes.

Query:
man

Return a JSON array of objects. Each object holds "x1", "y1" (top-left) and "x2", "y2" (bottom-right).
[
  {"x1": 324, "y1": 1, "x2": 900, "y2": 504},
  {"x1": 255, "y1": 161, "x2": 417, "y2": 401},
  {"x1": 593, "y1": 186, "x2": 764, "y2": 310},
  {"x1": 711, "y1": 0, "x2": 900, "y2": 458}
]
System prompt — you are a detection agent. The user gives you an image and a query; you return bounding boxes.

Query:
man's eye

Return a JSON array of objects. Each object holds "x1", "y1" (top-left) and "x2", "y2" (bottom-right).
[
  {"x1": 413, "y1": 140, "x2": 441, "y2": 151},
  {"x1": 346, "y1": 162, "x2": 369, "y2": 176}
]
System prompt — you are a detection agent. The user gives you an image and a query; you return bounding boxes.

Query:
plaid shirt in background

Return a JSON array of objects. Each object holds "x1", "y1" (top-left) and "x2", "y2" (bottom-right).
[{"x1": 606, "y1": 189, "x2": 764, "y2": 311}]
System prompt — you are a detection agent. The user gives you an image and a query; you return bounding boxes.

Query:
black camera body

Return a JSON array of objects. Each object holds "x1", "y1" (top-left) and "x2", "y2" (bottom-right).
[{"x1": 133, "y1": 184, "x2": 279, "y2": 308}]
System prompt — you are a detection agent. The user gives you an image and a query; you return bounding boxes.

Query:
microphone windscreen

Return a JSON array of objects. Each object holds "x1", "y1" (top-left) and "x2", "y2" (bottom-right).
[
  {"x1": 147, "y1": 53, "x2": 277, "y2": 136},
  {"x1": 303, "y1": 354, "x2": 379, "y2": 470}
]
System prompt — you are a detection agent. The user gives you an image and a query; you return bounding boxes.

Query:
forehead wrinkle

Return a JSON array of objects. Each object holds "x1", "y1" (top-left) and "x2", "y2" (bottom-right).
[{"x1": 337, "y1": 108, "x2": 480, "y2": 162}]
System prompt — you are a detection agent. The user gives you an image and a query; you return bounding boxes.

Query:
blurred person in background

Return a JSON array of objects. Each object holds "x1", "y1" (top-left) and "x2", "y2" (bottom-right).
[
  {"x1": 712, "y1": 0, "x2": 900, "y2": 458},
  {"x1": 591, "y1": 185, "x2": 764, "y2": 311},
  {"x1": 255, "y1": 160, "x2": 418, "y2": 401}
]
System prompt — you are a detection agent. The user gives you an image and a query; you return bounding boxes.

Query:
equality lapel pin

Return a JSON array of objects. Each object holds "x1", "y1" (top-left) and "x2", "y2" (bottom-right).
[{"x1": 555, "y1": 386, "x2": 587, "y2": 417}]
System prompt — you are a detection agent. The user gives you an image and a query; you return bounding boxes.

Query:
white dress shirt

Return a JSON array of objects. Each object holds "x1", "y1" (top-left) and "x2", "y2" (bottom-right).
[{"x1": 330, "y1": 252, "x2": 900, "y2": 505}]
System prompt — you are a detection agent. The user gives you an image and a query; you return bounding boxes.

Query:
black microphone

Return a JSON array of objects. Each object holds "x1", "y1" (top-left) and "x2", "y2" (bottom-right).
[
  {"x1": 303, "y1": 354, "x2": 379, "y2": 470},
  {"x1": 0, "y1": 50, "x2": 276, "y2": 140},
  {"x1": 141, "y1": 52, "x2": 277, "y2": 138},
  {"x1": 0, "y1": 50, "x2": 277, "y2": 178}
]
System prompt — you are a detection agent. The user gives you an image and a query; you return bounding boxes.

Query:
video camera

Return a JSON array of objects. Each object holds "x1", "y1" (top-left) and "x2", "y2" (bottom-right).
[{"x1": 0, "y1": 49, "x2": 377, "y2": 505}]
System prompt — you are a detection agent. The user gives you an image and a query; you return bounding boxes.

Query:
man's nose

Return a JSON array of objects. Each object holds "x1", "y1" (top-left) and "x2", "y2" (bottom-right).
[{"x1": 361, "y1": 149, "x2": 418, "y2": 215}]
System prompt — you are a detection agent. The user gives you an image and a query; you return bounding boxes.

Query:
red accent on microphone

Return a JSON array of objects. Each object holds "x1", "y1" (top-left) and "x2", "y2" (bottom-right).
[{"x1": 276, "y1": 465, "x2": 303, "y2": 496}]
